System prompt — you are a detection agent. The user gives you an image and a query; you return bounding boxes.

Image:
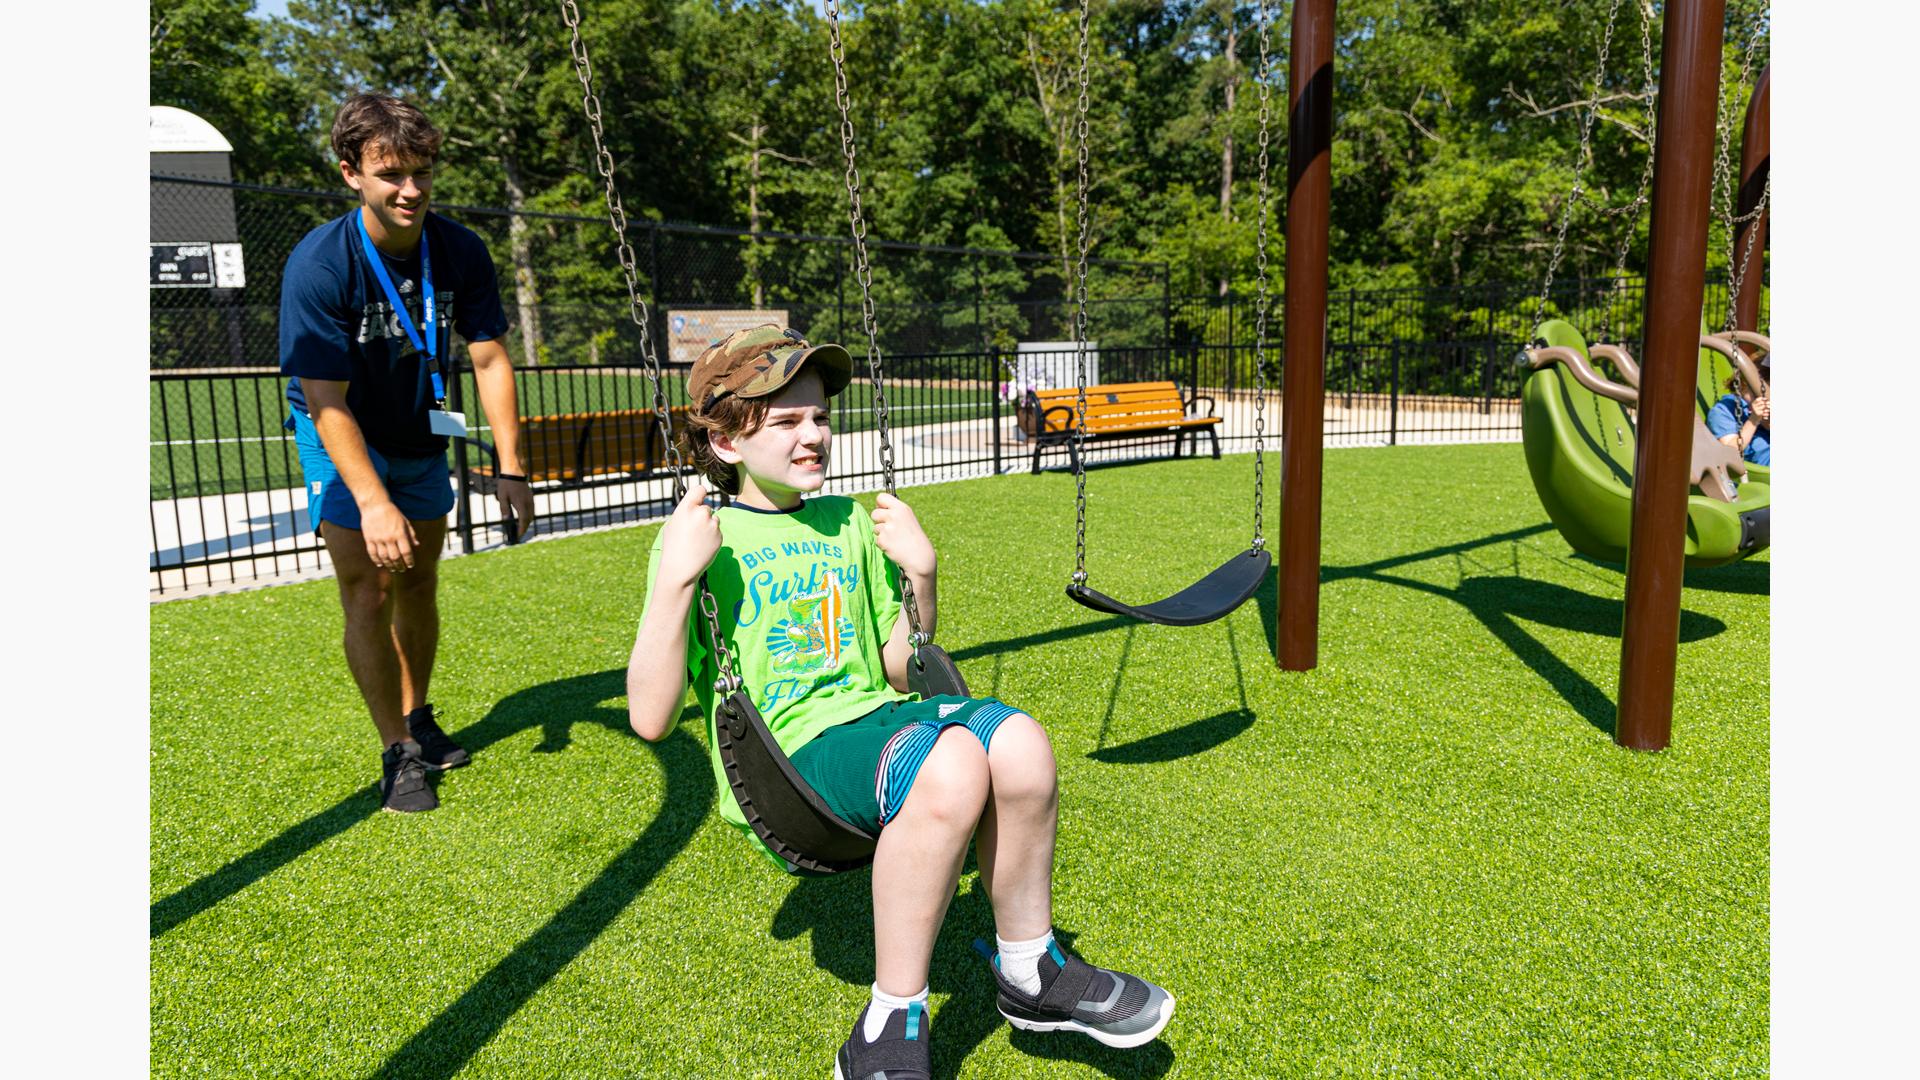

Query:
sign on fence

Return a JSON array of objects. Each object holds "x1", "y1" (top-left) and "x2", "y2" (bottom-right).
[
  {"x1": 1010, "y1": 341, "x2": 1099, "y2": 401},
  {"x1": 151, "y1": 242, "x2": 245, "y2": 289},
  {"x1": 667, "y1": 309, "x2": 789, "y2": 366}
]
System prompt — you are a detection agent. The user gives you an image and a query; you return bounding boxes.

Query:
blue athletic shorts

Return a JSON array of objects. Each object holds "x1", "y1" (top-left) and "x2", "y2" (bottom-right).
[
  {"x1": 790, "y1": 695, "x2": 1025, "y2": 833},
  {"x1": 288, "y1": 408, "x2": 455, "y2": 534}
]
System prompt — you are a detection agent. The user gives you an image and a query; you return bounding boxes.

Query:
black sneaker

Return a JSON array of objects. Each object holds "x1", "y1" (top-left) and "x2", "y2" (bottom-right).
[
  {"x1": 833, "y1": 1000, "x2": 931, "y2": 1080},
  {"x1": 406, "y1": 704, "x2": 470, "y2": 770},
  {"x1": 380, "y1": 739, "x2": 438, "y2": 813},
  {"x1": 989, "y1": 939, "x2": 1174, "y2": 1049}
]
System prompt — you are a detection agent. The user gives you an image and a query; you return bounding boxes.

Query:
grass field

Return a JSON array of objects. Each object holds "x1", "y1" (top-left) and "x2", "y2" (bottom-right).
[
  {"x1": 150, "y1": 443, "x2": 1769, "y2": 1077},
  {"x1": 151, "y1": 369, "x2": 1000, "y2": 499}
]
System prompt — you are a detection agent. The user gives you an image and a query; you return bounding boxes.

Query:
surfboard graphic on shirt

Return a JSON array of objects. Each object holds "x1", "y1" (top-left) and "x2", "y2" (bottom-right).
[
  {"x1": 766, "y1": 568, "x2": 856, "y2": 677},
  {"x1": 822, "y1": 568, "x2": 845, "y2": 669}
]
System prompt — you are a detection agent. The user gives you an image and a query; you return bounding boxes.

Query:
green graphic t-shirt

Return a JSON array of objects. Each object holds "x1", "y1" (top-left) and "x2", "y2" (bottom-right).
[{"x1": 642, "y1": 495, "x2": 909, "y2": 865}]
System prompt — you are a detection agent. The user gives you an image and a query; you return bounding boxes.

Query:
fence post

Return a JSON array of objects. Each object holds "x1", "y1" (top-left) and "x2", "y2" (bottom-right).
[
  {"x1": 1389, "y1": 340, "x2": 1400, "y2": 446},
  {"x1": 1481, "y1": 287, "x2": 1496, "y2": 415},
  {"x1": 972, "y1": 260, "x2": 985, "y2": 351},
  {"x1": 837, "y1": 248, "x2": 848, "y2": 343},
  {"x1": 989, "y1": 346, "x2": 1003, "y2": 475},
  {"x1": 1162, "y1": 266, "x2": 1172, "y2": 350},
  {"x1": 1344, "y1": 290, "x2": 1355, "y2": 408},
  {"x1": 1189, "y1": 320, "x2": 1200, "y2": 400},
  {"x1": 450, "y1": 361, "x2": 475, "y2": 554},
  {"x1": 647, "y1": 223, "x2": 662, "y2": 350},
  {"x1": 1228, "y1": 295, "x2": 1237, "y2": 394}
]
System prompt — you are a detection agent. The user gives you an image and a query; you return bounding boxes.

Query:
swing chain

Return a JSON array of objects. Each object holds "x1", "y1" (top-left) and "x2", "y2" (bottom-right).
[
  {"x1": 1715, "y1": 17, "x2": 1769, "y2": 335},
  {"x1": 560, "y1": 0, "x2": 740, "y2": 690},
  {"x1": 1250, "y1": 0, "x2": 1274, "y2": 551},
  {"x1": 1533, "y1": 0, "x2": 1628, "y2": 329},
  {"x1": 1722, "y1": 174, "x2": 1770, "y2": 336},
  {"x1": 824, "y1": 0, "x2": 928, "y2": 649},
  {"x1": 1711, "y1": 15, "x2": 1767, "y2": 245},
  {"x1": 1594, "y1": 0, "x2": 1657, "y2": 345},
  {"x1": 1071, "y1": 0, "x2": 1093, "y2": 585},
  {"x1": 559, "y1": 0, "x2": 678, "y2": 483}
]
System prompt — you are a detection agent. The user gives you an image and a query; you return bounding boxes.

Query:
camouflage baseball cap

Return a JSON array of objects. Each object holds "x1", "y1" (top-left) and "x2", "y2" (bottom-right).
[{"x1": 687, "y1": 324, "x2": 853, "y2": 412}]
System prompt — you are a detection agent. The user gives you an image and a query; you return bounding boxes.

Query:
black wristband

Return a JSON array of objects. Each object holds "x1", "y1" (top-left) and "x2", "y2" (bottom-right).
[{"x1": 496, "y1": 472, "x2": 528, "y2": 483}]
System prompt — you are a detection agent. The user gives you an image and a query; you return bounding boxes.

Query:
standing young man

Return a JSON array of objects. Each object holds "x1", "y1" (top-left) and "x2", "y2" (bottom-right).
[{"x1": 280, "y1": 93, "x2": 536, "y2": 812}]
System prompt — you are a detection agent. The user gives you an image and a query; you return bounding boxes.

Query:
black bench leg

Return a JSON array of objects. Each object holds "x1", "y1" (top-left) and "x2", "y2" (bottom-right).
[
  {"x1": 1208, "y1": 428, "x2": 1221, "y2": 460},
  {"x1": 1031, "y1": 438, "x2": 1043, "y2": 475}
]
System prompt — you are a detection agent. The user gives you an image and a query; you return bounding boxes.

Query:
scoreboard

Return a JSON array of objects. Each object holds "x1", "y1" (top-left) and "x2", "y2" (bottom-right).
[{"x1": 151, "y1": 242, "x2": 245, "y2": 289}]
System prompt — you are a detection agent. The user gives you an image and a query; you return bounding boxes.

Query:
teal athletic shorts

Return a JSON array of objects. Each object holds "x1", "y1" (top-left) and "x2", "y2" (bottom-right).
[
  {"x1": 790, "y1": 695, "x2": 1025, "y2": 834},
  {"x1": 288, "y1": 407, "x2": 456, "y2": 534}
]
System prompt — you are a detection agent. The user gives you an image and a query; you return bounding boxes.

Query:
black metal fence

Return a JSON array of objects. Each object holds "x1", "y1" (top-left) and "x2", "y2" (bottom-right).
[
  {"x1": 149, "y1": 176, "x2": 1765, "y2": 594},
  {"x1": 150, "y1": 174, "x2": 1172, "y2": 370}
]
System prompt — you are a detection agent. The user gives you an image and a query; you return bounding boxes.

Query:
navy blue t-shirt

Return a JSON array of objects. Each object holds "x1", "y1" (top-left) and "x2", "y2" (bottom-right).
[{"x1": 280, "y1": 210, "x2": 508, "y2": 458}]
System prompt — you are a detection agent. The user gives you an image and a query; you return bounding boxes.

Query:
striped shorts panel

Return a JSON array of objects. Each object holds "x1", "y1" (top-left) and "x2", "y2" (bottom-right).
[
  {"x1": 876, "y1": 699, "x2": 1021, "y2": 826},
  {"x1": 788, "y1": 695, "x2": 1024, "y2": 835}
]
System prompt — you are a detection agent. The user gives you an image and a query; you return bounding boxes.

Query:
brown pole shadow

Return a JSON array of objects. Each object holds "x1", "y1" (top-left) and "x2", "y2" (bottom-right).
[
  {"x1": 368, "y1": 724, "x2": 712, "y2": 1080},
  {"x1": 152, "y1": 669, "x2": 664, "y2": 939}
]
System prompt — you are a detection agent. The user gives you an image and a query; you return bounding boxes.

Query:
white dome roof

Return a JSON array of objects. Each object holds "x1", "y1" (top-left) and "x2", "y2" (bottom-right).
[{"x1": 150, "y1": 105, "x2": 233, "y2": 153}]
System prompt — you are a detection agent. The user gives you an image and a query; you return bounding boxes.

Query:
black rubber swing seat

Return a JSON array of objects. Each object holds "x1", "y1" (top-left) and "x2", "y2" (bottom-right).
[
  {"x1": 712, "y1": 642, "x2": 971, "y2": 877},
  {"x1": 1065, "y1": 548, "x2": 1272, "y2": 626}
]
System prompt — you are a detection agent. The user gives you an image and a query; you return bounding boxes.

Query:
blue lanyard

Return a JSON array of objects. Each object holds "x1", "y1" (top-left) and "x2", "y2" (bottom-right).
[{"x1": 355, "y1": 212, "x2": 445, "y2": 406}]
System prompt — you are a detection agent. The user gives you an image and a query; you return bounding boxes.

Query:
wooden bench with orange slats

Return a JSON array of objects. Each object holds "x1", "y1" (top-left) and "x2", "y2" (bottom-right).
[
  {"x1": 463, "y1": 406, "x2": 691, "y2": 492},
  {"x1": 1017, "y1": 381, "x2": 1220, "y2": 475}
]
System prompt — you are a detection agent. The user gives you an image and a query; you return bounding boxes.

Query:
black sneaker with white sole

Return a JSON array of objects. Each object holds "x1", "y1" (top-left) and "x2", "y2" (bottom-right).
[
  {"x1": 988, "y1": 939, "x2": 1174, "y2": 1049},
  {"x1": 833, "y1": 1000, "x2": 930, "y2": 1080},
  {"x1": 380, "y1": 739, "x2": 437, "y2": 813},
  {"x1": 405, "y1": 704, "x2": 470, "y2": 770}
]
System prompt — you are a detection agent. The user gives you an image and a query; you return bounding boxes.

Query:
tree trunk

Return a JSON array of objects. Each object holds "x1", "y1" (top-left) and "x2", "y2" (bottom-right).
[
  {"x1": 748, "y1": 122, "x2": 765, "y2": 309},
  {"x1": 501, "y1": 153, "x2": 544, "y2": 366},
  {"x1": 1025, "y1": 32, "x2": 1078, "y2": 312},
  {"x1": 1219, "y1": 17, "x2": 1238, "y2": 299}
]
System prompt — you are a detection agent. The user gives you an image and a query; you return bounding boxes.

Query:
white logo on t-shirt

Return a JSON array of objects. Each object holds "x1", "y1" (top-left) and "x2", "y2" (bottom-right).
[{"x1": 938, "y1": 703, "x2": 963, "y2": 718}]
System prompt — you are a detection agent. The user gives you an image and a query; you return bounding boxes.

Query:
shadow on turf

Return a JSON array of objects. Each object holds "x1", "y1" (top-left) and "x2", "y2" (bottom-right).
[
  {"x1": 1683, "y1": 556, "x2": 1771, "y2": 595},
  {"x1": 773, "y1": 874, "x2": 1175, "y2": 1079},
  {"x1": 1266, "y1": 525, "x2": 1730, "y2": 736},
  {"x1": 1090, "y1": 619, "x2": 1257, "y2": 763},
  {"x1": 372, "y1": 722, "x2": 712, "y2": 1080},
  {"x1": 150, "y1": 669, "x2": 680, "y2": 940},
  {"x1": 1090, "y1": 708, "x2": 1256, "y2": 764}
]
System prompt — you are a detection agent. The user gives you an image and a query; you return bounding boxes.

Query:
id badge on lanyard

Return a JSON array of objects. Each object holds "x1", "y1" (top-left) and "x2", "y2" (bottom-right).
[{"x1": 357, "y1": 213, "x2": 468, "y2": 437}]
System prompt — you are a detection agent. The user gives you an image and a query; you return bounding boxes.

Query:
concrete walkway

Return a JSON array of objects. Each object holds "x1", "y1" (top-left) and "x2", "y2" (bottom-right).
[{"x1": 150, "y1": 394, "x2": 1519, "y2": 599}]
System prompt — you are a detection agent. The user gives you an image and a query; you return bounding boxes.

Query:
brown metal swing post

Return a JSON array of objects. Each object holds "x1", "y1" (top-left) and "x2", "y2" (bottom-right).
[
  {"x1": 1616, "y1": 0, "x2": 1726, "y2": 751},
  {"x1": 1733, "y1": 64, "x2": 1769, "y2": 337},
  {"x1": 1277, "y1": 0, "x2": 1333, "y2": 671}
]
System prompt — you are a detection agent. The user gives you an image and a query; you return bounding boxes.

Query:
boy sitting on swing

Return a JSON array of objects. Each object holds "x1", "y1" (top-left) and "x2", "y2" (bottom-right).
[{"x1": 628, "y1": 325, "x2": 1174, "y2": 1077}]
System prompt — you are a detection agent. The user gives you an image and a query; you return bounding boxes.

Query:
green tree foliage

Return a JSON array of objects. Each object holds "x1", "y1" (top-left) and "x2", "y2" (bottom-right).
[
  {"x1": 150, "y1": 0, "x2": 326, "y2": 184},
  {"x1": 156, "y1": 0, "x2": 1768, "y2": 324}
]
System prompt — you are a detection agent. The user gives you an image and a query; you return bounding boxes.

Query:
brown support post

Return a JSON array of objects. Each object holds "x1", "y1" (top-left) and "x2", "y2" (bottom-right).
[
  {"x1": 1277, "y1": 0, "x2": 1334, "y2": 670},
  {"x1": 1733, "y1": 64, "x2": 1769, "y2": 334},
  {"x1": 1616, "y1": 0, "x2": 1726, "y2": 751}
]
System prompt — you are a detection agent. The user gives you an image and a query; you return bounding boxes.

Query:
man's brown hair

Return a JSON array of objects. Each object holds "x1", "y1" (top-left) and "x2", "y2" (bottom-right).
[
  {"x1": 332, "y1": 93, "x2": 444, "y2": 170},
  {"x1": 682, "y1": 396, "x2": 774, "y2": 496}
]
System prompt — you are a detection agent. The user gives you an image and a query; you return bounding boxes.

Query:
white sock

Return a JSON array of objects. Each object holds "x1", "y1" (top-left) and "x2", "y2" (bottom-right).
[
  {"x1": 995, "y1": 931, "x2": 1055, "y2": 995},
  {"x1": 864, "y1": 983, "x2": 929, "y2": 1042}
]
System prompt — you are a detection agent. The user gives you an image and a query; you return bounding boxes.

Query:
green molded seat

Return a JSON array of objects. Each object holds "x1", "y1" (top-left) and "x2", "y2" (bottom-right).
[
  {"x1": 1696, "y1": 317, "x2": 1769, "y2": 486},
  {"x1": 1521, "y1": 320, "x2": 1769, "y2": 568}
]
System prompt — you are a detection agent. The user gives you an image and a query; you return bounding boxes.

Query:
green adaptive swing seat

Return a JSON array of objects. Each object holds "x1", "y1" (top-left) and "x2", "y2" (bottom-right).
[
  {"x1": 1521, "y1": 320, "x2": 1769, "y2": 568},
  {"x1": 1696, "y1": 319, "x2": 1770, "y2": 486}
]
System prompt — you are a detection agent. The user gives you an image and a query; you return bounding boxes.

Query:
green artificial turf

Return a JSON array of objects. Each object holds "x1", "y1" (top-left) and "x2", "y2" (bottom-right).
[{"x1": 150, "y1": 443, "x2": 1769, "y2": 1077}]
